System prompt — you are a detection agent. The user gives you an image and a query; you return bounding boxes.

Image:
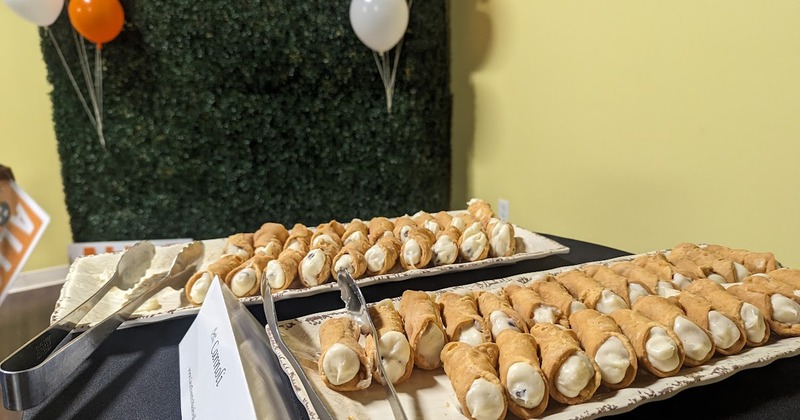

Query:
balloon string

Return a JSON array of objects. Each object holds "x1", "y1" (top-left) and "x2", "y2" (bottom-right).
[
  {"x1": 46, "y1": 29, "x2": 97, "y2": 129},
  {"x1": 372, "y1": 0, "x2": 414, "y2": 114},
  {"x1": 72, "y1": 29, "x2": 105, "y2": 148},
  {"x1": 94, "y1": 47, "x2": 106, "y2": 147}
]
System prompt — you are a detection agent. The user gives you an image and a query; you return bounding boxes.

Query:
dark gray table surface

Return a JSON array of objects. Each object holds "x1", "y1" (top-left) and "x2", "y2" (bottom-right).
[{"x1": 21, "y1": 234, "x2": 800, "y2": 419}]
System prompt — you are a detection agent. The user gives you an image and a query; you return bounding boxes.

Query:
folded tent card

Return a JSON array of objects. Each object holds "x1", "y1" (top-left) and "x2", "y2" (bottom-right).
[{"x1": 179, "y1": 276, "x2": 300, "y2": 420}]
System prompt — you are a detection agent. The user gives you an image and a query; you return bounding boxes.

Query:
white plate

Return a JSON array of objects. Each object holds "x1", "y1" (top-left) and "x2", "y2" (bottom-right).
[
  {"x1": 270, "y1": 255, "x2": 800, "y2": 420},
  {"x1": 50, "y1": 224, "x2": 568, "y2": 330}
]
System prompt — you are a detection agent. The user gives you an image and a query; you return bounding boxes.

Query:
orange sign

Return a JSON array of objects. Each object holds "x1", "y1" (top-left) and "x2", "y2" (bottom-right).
[{"x1": 0, "y1": 178, "x2": 50, "y2": 300}]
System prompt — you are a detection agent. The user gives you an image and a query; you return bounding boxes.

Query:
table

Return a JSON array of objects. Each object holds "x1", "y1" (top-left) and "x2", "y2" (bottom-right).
[{"x1": 20, "y1": 235, "x2": 800, "y2": 419}]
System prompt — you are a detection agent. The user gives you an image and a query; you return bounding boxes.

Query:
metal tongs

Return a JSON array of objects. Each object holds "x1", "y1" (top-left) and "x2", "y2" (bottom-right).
[
  {"x1": 0, "y1": 240, "x2": 204, "y2": 411},
  {"x1": 336, "y1": 269, "x2": 408, "y2": 420}
]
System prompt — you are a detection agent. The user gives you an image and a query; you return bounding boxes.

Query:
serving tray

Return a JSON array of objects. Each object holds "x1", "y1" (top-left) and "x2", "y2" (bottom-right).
[
  {"x1": 269, "y1": 253, "x2": 800, "y2": 420},
  {"x1": 50, "y1": 224, "x2": 568, "y2": 330}
]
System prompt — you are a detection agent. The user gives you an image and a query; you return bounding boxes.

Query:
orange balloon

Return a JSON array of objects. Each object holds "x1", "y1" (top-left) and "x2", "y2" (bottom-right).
[{"x1": 68, "y1": 0, "x2": 125, "y2": 47}]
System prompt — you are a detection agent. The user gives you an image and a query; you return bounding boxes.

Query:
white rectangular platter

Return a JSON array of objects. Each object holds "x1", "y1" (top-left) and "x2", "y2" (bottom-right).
[
  {"x1": 50, "y1": 224, "x2": 568, "y2": 330},
  {"x1": 269, "y1": 254, "x2": 800, "y2": 420}
]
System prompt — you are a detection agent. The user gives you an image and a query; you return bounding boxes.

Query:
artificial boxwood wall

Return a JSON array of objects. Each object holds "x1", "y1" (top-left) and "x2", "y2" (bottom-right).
[{"x1": 40, "y1": 1, "x2": 451, "y2": 242}]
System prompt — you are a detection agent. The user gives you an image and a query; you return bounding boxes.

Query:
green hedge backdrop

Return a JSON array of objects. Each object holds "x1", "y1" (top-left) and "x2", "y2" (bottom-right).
[{"x1": 40, "y1": 0, "x2": 451, "y2": 242}]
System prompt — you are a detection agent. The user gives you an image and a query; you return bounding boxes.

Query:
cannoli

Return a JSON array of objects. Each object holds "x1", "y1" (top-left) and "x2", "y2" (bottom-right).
[
  {"x1": 727, "y1": 279, "x2": 800, "y2": 337},
  {"x1": 440, "y1": 342, "x2": 506, "y2": 420},
  {"x1": 367, "y1": 216, "x2": 394, "y2": 244},
  {"x1": 684, "y1": 279, "x2": 770, "y2": 347},
  {"x1": 704, "y1": 244, "x2": 779, "y2": 274},
  {"x1": 254, "y1": 239, "x2": 283, "y2": 259},
  {"x1": 317, "y1": 220, "x2": 345, "y2": 238},
  {"x1": 609, "y1": 309, "x2": 685, "y2": 377},
  {"x1": 486, "y1": 219, "x2": 516, "y2": 258},
  {"x1": 495, "y1": 330, "x2": 549, "y2": 418},
  {"x1": 264, "y1": 248, "x2": 306, "y2": 291},
  {"x1": 399, "y1": 290, "x2": 447, "y2": 370},
  {"x1": 253, "y1": 222, "x2": 289, "y2": 249},
  {"x1": 529, "y1": 323, "x2": 601, "y2": 405},
  {"x1": 466, "y1": 198, "x2": 495, "y2": 225},
  {"x1": 746, "y1": 273, "x2": 800, "y2": 299},
  {"x1": 459, "y1": 222, "x2": 490, "y2": 262},
  {"x1": 392, "y1": 215, "x2": 417, "y2": 244},
  {"x1": 555, "y1": 270, "x2": 628, "y2": 315},
  {"x1": 610, "y1": 261, "x2": 676, "y2": 296},
  {"x1": 283, "y1": 223, "x2": 312, "y2": 253},
  {"x1": 475, "y1": 290, "x2": 528, "y2": 339},
  {"x1": 364, "y1": 235, "x2": 401, "y2": 276},
  {"x1": 413, "y1": 210, "x2": 442, "y2": 236},
  {"x1": 331, "y1": 241, "x2": 369, "y2": 279},
  {"x1": 568, "y1": 309, "x2": 638, "y2": 390},
  {"x1": 633, "y1": 252, "x2": 700, "y2": 289},
  {"x1": 434, "y1": 210, "x2": 453, "y2": 232},
  {"x1": 224, "y1": 233, "x2": 255, "y2": 260},
  {"x1": 310, "y1": 225, "x2": 343, "y2": 249},
  {"x1": 438, "y1": 292, "x2": 491, "y2": 346},
  {"x1": 582, "y1": 264, "x2": 637, "y2": 305},
  {"x1": 632, "y1": 295, "x2": 715, "y2": 366},
  {"x1": 364, "y1": 299, "x2": 414, "y2": 384},
  {"x1": 224, "y1": 253, "x2": 274, "y2": 298},
  {"x1": 432, "y1": 226, "x2": 461, "y2": 266},
  {"x1": 299, "y1": 242, "x2": 340, "y2": 287},
  {"x1": 185, "y1": 254, "x2": 245, "y2": 305},
  {"x1": 449, "y1": 212, "x2": 477, "y2": 234},
  {"x1": 669, "y1": 242, "x2": 738, "y2": 283},
  {"x1": 673, "y1": 290, "x2": 746, "y2": 356},
  {"x1": 503, "y1": 283, "x2": 566, "y2": 327},
  {"x1": 341, "y1": 219, "x2": 369, "y2": 246},
  {"x1": 317, "y1": 317, "x2": 372, "y2": 391},
  {"x1": 665, "y1": 256, "x2": 708, "y2": 288},
  {"x1": 399, "y1": 227, "x2": 436, "y2": 270},
  {"x1": 529, "y1": 277, "x2": 588, "y2": 323}
]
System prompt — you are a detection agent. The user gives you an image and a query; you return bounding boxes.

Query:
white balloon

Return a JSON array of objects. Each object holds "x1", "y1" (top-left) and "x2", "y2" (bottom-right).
[
  {"x1": 349, "y1": 0, "x2": 409, "y2": 54},
  {"x1": 3, "y1": 0, "x2": 64, "y2": 27}
]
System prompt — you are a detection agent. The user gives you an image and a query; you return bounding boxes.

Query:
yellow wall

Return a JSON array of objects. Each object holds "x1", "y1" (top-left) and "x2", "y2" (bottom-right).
[
  {"x1": 2, "y1": 3, "x2": 799, "y2": 271},
  {"x1": 451, "y1": 1, "x2": 800, "y2": 268},
  {"x1": 0, "y1": 8, "x2": 71, "y2": 271}
]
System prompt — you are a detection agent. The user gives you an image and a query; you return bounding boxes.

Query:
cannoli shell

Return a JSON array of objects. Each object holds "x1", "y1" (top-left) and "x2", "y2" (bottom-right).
[
  {"x1": 744, "y1": 275, "x2": 800, "y2": 303},
  {"x1": 670, "y1": 242, "x2": 737, "y2": 283},
  {"x1": 367, "y1": 216, "x2": 395, "y2": 244},
  {"x1": 318, "y1": 317, "x2": 372, "y2": 391},
  {"x1": 268, "y1": 249, "x2": 305, "y2": 291},
  {"x1": 224, "y1": 253, "x2": 274, "y2": 297},
  {"x1": 438, "y1": 292, "x2": 491, "y2": 343},
  {"x1": 253, "y1": 222, "x2": 289, "y2": 248},
  {"x1": 609, "y1": 309, "x2": 685, "y2": 377},
  {"x1": 486, "y1": 219, "x2": 516, "y2": 258},
  {"x1": 529, "y1": 323, "x2": 601, "y2": 404},
  {"x1": 704, "y1": 244, "x2": 779, "y2": 274},
  {"x1": 632, "y1": 253, "x2": 678, "y2": 281},
  {"x1": 632, "y1": 295, "x2": 715, "y2": 366},
  {"x1": 284, "y1": 223, "x2": 312, "y2": 252},
  {"x1": 224, "y1": 233, "x2": 255, "y2": 259},
  {"x1": 399, "y1": 290, "x2": 446, "y2": 370},
  {"x1": 495, "y1": 330, "x2": 549, "y2": 418},
  {"x1": 727, "y1": 283, "x2": 800, "y2": 337},
  {"x1": 342, "y1": 219, "x2": 369, "y2": 245},
  {"x1": 609, "y1": 261, "x2": 660, "y2": 294},
  {"x1": 413, "y1": 211, "x2": 441, "y2": 234},
  {"x1": 684, "y1": 279, "x2": 770, "y2": 347},
  {"x1": 568, "y1": 309, "x2": 638, "y2": 389},
  {"x1": 400, "y1": 227, "x2": 436, "y2": 270},
  {"x1": 504, "y1": 283, "x2": 566, "y2": 328},
  {"x1": 672, "y1": 290, "x2": 746, "y2": 356},
  {"x1": 185, "y1": 254, "x2": 245, "y2": 305},
  {"x1": 364, "y1": 301, "x2": 414, "y2": 384},
  {"x1": 434, "y1": 210, "x2": 453, "y2": 231},
  {"x1": 582, "y1": 264, "x2": 631, "y2": 306},
  {"x1": 440, "y1": 342, "x2": 506, "y2": 420},
  {"x1": 255, "y1": 239, "x2": 283, "y2": 259},
  {"x1": 529, "y1": 278, "x2": 581, "y2": 322},
  {"x1": 476, "y1": 291, "x2": 529, "y2": 334},
  {"x1": 331, "y1": 243, "x2": 368, "y2": 279},
  {"x1": 317, "y1": 220, "x2": 346, "y2": 238},
  {"x1": 311, "y1": 225, "x2": 343, "y2": 249},
  {"x1": 767, "y1": 268, "x2": 800, "y2": 290},
  {"x1": 466, "y1": 198, "x2": 495, "y2": 224},
  {"x1": 555, "y1": 270, "x2": 606, "y2": 309},
  {"x1": 365, "y1": 236, "x2": 401, "y2": 276},
  {"x1": 433, "y1": 226, "x2": 461, "y2": 266}
]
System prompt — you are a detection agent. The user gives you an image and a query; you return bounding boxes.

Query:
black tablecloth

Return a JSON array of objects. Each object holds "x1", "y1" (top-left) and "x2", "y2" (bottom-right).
[{"x1": 21, "y1": 235, "x2": 800, "y2": 419}]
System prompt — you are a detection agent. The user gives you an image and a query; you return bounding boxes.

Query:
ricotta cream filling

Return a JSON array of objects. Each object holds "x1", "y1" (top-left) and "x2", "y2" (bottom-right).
[
  {"x1": 230, "y1": 267, "x2": 256, "y2": 297},
  {"x1": 771, "y1": 294, "x2": 800, "y2": 324},
  {"x1": 265, "y1": 260, "x2": 286, "y2": 289},
  {"x1": 189, "y1": 273, "x2": 213, "y2": 304},
  {"x1": 594, "y1": 290, "x2": 629, "y2": 315},
  {"x1": 377, "y1": 331, "x2": 411, "y2": 384},
  {"x1": 489, "y1": 311, "x2": 521, "y2": 339},
  {"x1": 708, "y1": 310, "x2": 741, "y2": 350},
  {"x1": 555, "y1": 353, "x2": 595, "y2": 398},
  {"x1": 594, "y1": 336, "x2": 630, "y2": 385},
  {"x1": 489, "y1": 222, "x2": 513, "y2": 257},
  {"x1": 673, "y1": 316, "x2": 713, "y2": 361},
  {"x1": 432, "y1": 236, "x2": 458, "y2": 266},
  {"x1": 645, "y1": 327, "x2": 681, "y2": 372},
  {"x1": 741, "y1": 302, "x2": 767, "y2": 343},
  {"x1": 458, "y1": 321, "x2": 486, "y2": 346},
  {"x1": 403, "y1": 239, "x2": 423, "y2": 267},
  {"x1": 364, "y1": 245, "x2": 386, "y2": 273},
  {"x1": 322, "y1": 343, "x2": 359, "y2": 386},
  {"x1": 300, "y1": 250, "x2": 326, "y2": 286},
  {"x1": 506, "y1": 362, "x2": 546, "y2": 409}
]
